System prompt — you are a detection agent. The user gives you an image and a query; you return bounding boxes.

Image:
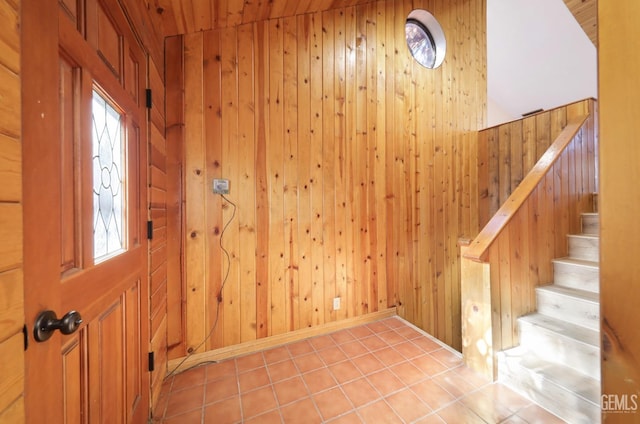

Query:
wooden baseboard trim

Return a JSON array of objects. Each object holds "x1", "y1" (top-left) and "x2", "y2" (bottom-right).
[{"x1": 166, "y1": 308, "x2": 397, "y2": 376}]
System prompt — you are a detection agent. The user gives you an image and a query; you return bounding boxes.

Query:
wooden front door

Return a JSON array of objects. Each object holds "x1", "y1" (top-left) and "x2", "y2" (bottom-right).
[{"x1": 22, "y1": 0, "x2": 149, "y2": 422}]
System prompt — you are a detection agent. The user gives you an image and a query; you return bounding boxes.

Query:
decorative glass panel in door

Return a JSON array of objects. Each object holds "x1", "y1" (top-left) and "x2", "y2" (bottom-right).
[{"x1": 92, "y1": 89, "x2": 126, "y2": 261}]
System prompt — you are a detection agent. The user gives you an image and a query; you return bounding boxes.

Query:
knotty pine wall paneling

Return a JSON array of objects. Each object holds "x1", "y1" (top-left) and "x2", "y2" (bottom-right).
[
  {"x1": 0, "y1": 0, "x2": 23, "y2": 420},
  {"x1": 168, "y1": 0, "x2": 486, "y2": 354},
  {"x1": 165, "y1": 35, "x2": 186, "y2": 362},
  {"x1": 477, "y1": 99, "x2": 596, "y2": 229},
  {"x1": 0, "y1": 1, "x2": 24, "y2": 423},
  {"x1": 148, "y1": 54, "x2": 169, "y2": 411}
]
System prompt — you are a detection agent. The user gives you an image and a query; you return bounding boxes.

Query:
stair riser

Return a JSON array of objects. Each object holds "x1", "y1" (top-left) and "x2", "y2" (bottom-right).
[
  {"x1": 536, "y1": 290, "x2": 599, "y2": 330},
  {"x1": 498, "y1": 355, "x2": 600, "y2": 424},
  {"x1": 552, "y1": 262, "x2": 599, "y2": 292},
  {"x1": 581, "y1": 214, "x2": 599, "y2": 235},
  {"x1": 568, "y1": 236, "x2": 599, "y2": 262},
  {"x1": 519, "y1": 322, "x2": 600, "y2": 380}
]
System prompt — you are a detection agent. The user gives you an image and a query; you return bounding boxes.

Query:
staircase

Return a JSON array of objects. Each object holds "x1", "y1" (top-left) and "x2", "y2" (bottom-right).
[{"x1": 497, "y1": 208, "x2": 601, "y2": 424}]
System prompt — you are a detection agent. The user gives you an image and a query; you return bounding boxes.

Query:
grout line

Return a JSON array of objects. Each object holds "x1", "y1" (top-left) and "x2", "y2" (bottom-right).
[{"x1": 159, "y1": 317, "x2": 546, "y2": 423}]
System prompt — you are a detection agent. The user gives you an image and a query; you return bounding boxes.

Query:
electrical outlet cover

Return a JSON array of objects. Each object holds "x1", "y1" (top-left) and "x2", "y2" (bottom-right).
[{"x1": 213, "y1": 179, "x2": 230, "y2": 194}]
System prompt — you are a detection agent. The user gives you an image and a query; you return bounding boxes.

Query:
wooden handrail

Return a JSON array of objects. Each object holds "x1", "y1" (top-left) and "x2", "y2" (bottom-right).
[{"x1": 463, "y1": 114, "x2": 589, "y2": 263}]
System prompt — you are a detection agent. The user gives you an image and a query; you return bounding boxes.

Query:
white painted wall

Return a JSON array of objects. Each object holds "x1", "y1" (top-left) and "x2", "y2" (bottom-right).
[{"x1": 487, "y1": 0, "x2": 597, "y2": 127}]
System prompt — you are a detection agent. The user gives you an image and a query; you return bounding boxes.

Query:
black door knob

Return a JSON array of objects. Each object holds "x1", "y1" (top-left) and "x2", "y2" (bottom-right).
[{"x1": 33, "y1": 310, "x2": 83, "y2": 342}]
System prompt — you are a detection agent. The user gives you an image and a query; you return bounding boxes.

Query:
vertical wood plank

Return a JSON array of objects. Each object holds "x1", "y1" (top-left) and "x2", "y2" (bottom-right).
[
  {"x1": 333, "y1": 8, "x2": 348, "y2": 322},
  {"x1": 203, "y1": 29, "x2": 224, "y2": 350},
  {"x1": 365, "y1": 2, "x2": 378, "y2": 314},
  {"x1": 267, "y1": 18, "x2": 287, "y2": 336},
  {"x1": 309, "y1": 12, "x2": 324, "y2": 326},
  {"x1": 296, "y1": 14, "x2": 313, "y2": 329},
  {"x1": 498, "y1": 124, "x2": 511, "y2": 207},
  {"x1": 220, "y1": 27, "x2": 242, "y2": 346},
  {"x1": 255, "y1": 21, "x2": 270, "y2": 339},
  {"x1": 322, "y1": 10, "x2": 338, "y2": 323},
  {"x1": 344, "y1": 6, "x2": 356, "y2": 319},
  {"x1": 509, "y1": 121, "x2": 523, "y2": 190},
  {"x1": 282, "y1": 16, "x2": 299, "y2": 331},
  {"x1": 183, "y1": 32, "x2": 207, "y2": 353},
  {"x1": 497, "y1": 234, "x2": 512, "y2": 349},
  {"x1": 374, "y1": 1, "x2": 388, "y2": 313},
  {"x1": 237, "y1": 23, "x2": 257, "y2": 342},
  {"x1": 165, "y1": 37, "x2": 186, "y2": 358}
]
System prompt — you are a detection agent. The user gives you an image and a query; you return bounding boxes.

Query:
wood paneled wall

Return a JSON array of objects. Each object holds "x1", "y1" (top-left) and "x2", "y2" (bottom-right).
[
  {"x1": 0, "y1": 0, "x2": 23, "y2": 421},
  {"x1": 148, "y1": 56, "x2": 169, "y2": 409},
  {"x1": 477, "y1": 99, "x2": 597, "y2": 229},
  {"x1": 158, "y1": 0, "x2": 395, "y2": 36},
  {"x1": 167, "y1": 0, "x2": 486, "y2": 356},
  {"x1": 599, "y1": 1, "x2": 640, "y2": 418},
  {"x1": 462, "y1": 100, "x2": 597, "y2": 378},
  {"x1": 486, "y1": 101, "x2": 597, "y2": 351},
  {"x1": 109, "y1": 0, "x2": 168, "y2": 410}
]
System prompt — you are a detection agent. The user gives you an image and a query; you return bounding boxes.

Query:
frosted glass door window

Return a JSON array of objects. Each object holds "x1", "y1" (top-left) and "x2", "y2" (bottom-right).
[{"x1": 92, "y1": 89, "x2": 126, "y2": 261}]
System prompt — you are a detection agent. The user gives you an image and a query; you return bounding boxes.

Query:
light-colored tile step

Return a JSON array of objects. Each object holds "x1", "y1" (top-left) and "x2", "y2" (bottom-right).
[
  {"x1": 581, "y1": 213, "x2": 599, "y2": 235},
  {"x1": 536, "y1": 285, "x2": 600, "y2": 330},
  {"x1": 552, "y1": 258, "x2": 599, "y2": 293},
  {"x1": 498, "y1": 346, "x2": 601, "y2": 424},
  {"x1": 568, "y1": 234, "x2": 599, "y2": 262},
  {"x1": 518, "y1": 313, "x2": 600, "y2": 380}
]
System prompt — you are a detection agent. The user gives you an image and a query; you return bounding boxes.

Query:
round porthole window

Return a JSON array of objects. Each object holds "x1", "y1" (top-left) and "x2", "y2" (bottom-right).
[{"x1": 405, "y1": 9, "x2": 446, "y2": 69}]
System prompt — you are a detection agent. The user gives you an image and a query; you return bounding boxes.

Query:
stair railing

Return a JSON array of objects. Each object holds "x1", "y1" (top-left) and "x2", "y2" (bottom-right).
[{"x1": 460, "y1": 103, "x2": 597, "y2": 380}]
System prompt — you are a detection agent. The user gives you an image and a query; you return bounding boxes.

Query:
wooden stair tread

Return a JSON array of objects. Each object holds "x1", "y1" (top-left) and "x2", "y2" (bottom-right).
[
  {"x1": 500, "y1": 346, "x2": 601, "y2": 405},
  {"x1": 519, "y1": 313, "x2": 599, "y2": 347},
  {"x1": 536, "y1": 284, "x2": 599, "y2": 303},
  {"x1": 551, "y1": 257, "x2": 598, "y2": 269},
  {"x1": 567, "y1": 233, "x2": 598, "y2": 240}
]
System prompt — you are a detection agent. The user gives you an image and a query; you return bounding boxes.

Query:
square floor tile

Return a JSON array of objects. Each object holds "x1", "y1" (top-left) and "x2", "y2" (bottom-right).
[
  {"x1": 303, "y1": 368, "x2": 338, "y2": 394},
  {"x1": 205, "y1": 375, "x2": 238, "y2": 404},
  {"x1": 410, "y1": 379, "x2": 456, "y2": 410},
  {"x1": 238, "y1": 367, "x2": 270, "y2": 392},
  {"x1": 318, "y1": 346, "x2": 348, "y2": 365},
  {"x1": 235, "y1": 352, "x2": 265, "y2": 373},
  {"x1": 203, "y1": 396, "x2": 241, "y2": 424},
  {"x1": 241, "y1": 386, "x2": 277, "y2": 419},
  {"x1": 280, "y1": 398, "x2": 323, "y2": 424},
  {"x1": 352, "y1": 353, "x2": 385, "y2": 375},
  {"x1": 330, "y1": 329, "x2": 356, "y2": 345},
  {"x1": 386, "y1": 390, "x2": 432, "y2": 422},
  {"x1": 268, "y1": 359, "x2": 299, "y2": 383},
  {"x1": 164, "y1": 385, "x2": 204, "y2": 418},
  {"x1": 273, "y1": 376, "x2": 309, "y2": 406},
  {"x1": 263, "y1": 346, "x2": 291, "y2": 364},
  {"x1": 342, "y1": 378, "x2": 380, "y2": 408},
  {"x1": 358, "y1": 399, "x2": 402, "y2": 423},
  {"x1": 206, "y1": 360, "x2": 237, "y2": 382},
  {"x1": 328, "y1": 360, "x2": 363, "y2": 384},
  {"x1": 313, "y1": 387, "x2": 354, "y2": 421},
  {"x1": 294, "y1": 352, "x2": 325, "y2": 373}
]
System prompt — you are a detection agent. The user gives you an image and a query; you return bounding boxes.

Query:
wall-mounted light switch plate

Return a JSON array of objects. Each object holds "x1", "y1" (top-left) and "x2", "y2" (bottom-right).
[
  {"x1": 213, "y1": 179, "x2": 230, "y2": 194},
  {"x1": 333, "y1": 297, "x2": 341, "y2": 310}
]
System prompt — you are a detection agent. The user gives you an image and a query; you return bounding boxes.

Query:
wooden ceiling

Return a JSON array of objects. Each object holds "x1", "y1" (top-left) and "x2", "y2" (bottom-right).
[
  {"x1": 154, "y1": 0, "x2": 598, "y2": 44},
  {"x1": 155, "y1": 0, "x2": 379, "y2": 36},
  {"x1": 562, "y1": 0, "x2": 597, "y2": 46}
]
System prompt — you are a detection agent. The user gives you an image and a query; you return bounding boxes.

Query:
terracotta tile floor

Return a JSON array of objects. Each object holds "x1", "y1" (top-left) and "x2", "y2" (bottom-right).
[{"x1": 154, "y1": 317, "x2": 567, "y2": 423}]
